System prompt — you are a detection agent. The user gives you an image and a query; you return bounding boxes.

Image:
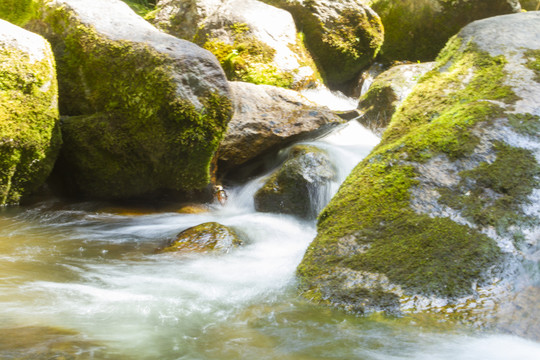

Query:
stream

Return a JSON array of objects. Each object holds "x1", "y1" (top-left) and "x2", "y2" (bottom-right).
[{"x1": 1, "y1": 91, "x2": 539, "y2": 359}]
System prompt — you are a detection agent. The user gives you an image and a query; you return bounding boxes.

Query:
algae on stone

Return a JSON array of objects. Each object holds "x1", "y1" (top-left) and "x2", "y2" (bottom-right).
[
  {"x1": 22, "y1": 0, "x2": 232, "y2": 200},
  {"x1": 0, "y1": 19, "x2": 61, "y2": 205},
  {"x1": 297, "y1": 12, "x2": 540, "y2": 317}
]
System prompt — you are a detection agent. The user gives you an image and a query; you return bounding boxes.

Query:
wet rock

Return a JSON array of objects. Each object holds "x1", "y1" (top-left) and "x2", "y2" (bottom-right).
[
  {"x1": 0, "y1": 19, "x2": 61, "y2": 205},
  {"x1": 18, "y1": 0, "x2": 232, "y2": 200},
  {"x1": 160, "y1": 222, "x2": 243, "y2": 254},
  {"x1": 370, "y1": 0, "x2": 521, "y2": 63},
  {"x1": 496, "y1": 286, "x2": 540, "y2": 341},
  {"x1": 218, "y1": 81, "x2": 343, "y2": 169},
  {"x1": 153, "y1": 0, "x2": 318, "y2": 88},
  {"x1": 261, "y1": 0, "x2": 384, "y2": 87},
  {"x1": 254, "y1": 145, "x2": 335, "y2": 219},
  {"x1": 298, "y1": 12, "x2": 540, "y2": 318},
  {"x1": 357, "y1": 62, "x2": 435, "y2": 136}
]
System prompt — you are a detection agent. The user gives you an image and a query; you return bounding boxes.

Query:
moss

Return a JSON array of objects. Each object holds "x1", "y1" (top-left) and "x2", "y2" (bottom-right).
[
  {"x1": 371, "y1": 0, "x2": 518, "y2": 63},
  {"x1": 28, "y1": 6, "x2": 231, "y2": 199},
  {"x1": 120, "y1": 0, "x2": 156, "y2": 17},
  {"x1": 524, "y1": 49, "x2": 540, "y2": 82},
  {"x1": 438, "y1": 142, "x2": 540, "y2": 235},
  {"x1": 507, "y1": 113, "x2": 540, "y2": 136},
  {"x1": 298, "y1": 35, "x2": 521, "y2": 304},
  {"x1": 203, "y1": 23, "x2": 294, "y2": 88},
  {"x1": 0, "y1": 0, "x2": 37, "y2": 26},
  {"x1": 0, "y1": 37, "x2": 61, "y2": 205}
]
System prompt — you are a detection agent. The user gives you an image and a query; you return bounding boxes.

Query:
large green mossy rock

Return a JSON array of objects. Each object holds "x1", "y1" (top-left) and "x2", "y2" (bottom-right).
[
  {"x1": 369, "y1": 0, "x2": 520, "y2": 63},
  {"x1": 262, "y1": 0, "x2": 384, "y2": 88},
  {"x1": 153, "y1": 0, "x2": 318, "y2": 89},
  {"x1": 20, "y1": 0, "x2": 232, "y2": 200},
  {"x1": 254, "y1": 145, "x2": 335, "y2": 219},
  {"x1": 0, "y1": 19, "x2": 60, "y2": 205},
  {"x1": 298, "y1": 12, "x2": 540, "y2": 320}
]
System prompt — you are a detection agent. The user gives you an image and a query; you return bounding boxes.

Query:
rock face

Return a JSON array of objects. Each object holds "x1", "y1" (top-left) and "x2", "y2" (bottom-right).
[
  {"x1": 370, "y1": 0, "x2": 521, "y2": 62},
  {"x1": 0, "y1": 19, "x2": 61, "y2": 205},
  {"x1": 153, "y1": 0, "x2": 318, "y2": 88},
  {"x1": 20, "y1": 0, "x2": 232, "y2": 200},
  {"x1": 262, "y1": 0, "x2": 384, "y2": 87},
  {"x1": 159, "y1": 222, "x2": 243, "y2": 254},
  {"x1": 254, "y1": 145, "x2": 335, "y2": 218},
  {"x1": 218, "y1": 81, "x2": 343, "y2": 169},
  {"x1": 297, "y1": 12, "x2": 540, "y2": 319},
  {"x1": 357, "y1": 62, "x2": 435, "y2": 136}
]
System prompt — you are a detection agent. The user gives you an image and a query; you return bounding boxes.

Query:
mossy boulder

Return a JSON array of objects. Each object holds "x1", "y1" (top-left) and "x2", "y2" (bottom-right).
[
  {"x1": 0, "y1": 19, "x2": 61, "y2": 205},
  {"x1": 19, "y1": 0, "x2": 232, "y2": 200},
  {"x1": 521, "y1": 0, "x2": 540, "y2": 10},
  {"x1": 218, "y1": 81, "x2": 343, "y2": 169},
  {"x1": 254, "y1": 145, "x2": 335, "y2": 219},
  {"x1": 262, "y1": 0, "x2": 384, "y2": 88},
  {"x1": 357, "y1": 62, "x2": 435, "y2": 136},
  {"x1": 297, "y1": 12, "x2": 540, "y2": 318},
  {"x1": 152, "y1": 0, "x2": 318, "y2": 88},
  {"x1": 159, "y1": 222, "x2": 243, "y2": 254},
  {"x1": 369, "y1": 0, "x2": 521, "y2": 63}
]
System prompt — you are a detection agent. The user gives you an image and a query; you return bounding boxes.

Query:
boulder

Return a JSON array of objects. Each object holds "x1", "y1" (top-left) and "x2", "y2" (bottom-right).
[
  {"x1": 370, "y1": 0, "x2": 521, "y2": 63},
  {"x1": 153, "y1": 0, "x2": 318, "y2": 88},
  {"x1": 254, "y1": 145, "x2": 335, "y2": 219},
  {"x1": 0, "y1": 19, "x2": 61, "y2": 205},
  {"x1": 357, "y1": 62, "x2": 435, "y2": 136},
  {"x1": 262, "y1": 0, "x2": 384, "y2": 87},
  {"x1": 521, "y1": 0, "x2": 540, "y2": 10},
  {"x1": 218, "y1": 81, "x2": 343, "y2": 169},
  {"x1": 297, "y1": 12, "x2": 540, "y2": 319},
  {"x1": 20, "y1": 0, "x2": 232, "y2": 200},
  {"x1": 159, "y1": 222, "x2": 243, "y2": 254}
]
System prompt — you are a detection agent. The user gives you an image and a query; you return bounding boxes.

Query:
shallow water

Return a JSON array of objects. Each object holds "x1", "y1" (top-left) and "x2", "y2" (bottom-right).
[{"x1": 1, "y1": 122, "x2": 539, "y2": 359}]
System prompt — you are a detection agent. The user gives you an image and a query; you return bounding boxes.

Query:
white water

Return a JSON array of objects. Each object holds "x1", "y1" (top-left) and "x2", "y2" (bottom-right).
[{"x1": 1, "y1": 115, "x2": 539, "y2": 358}]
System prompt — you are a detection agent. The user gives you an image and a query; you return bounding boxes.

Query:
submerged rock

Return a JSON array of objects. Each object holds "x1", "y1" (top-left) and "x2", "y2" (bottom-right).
[
  {"x1": 160, "y1": 222, "x2": 243, "y2": 254},
  {"x1": 370, "y1": 0, "x2": 521, "y2": 63},
  {"x1": 153, "y1": 0, "x2": 318, "y2": 88},
  {"x1": 262, "y1": 0, "x2": 384, "y2": 87},
  {"x1": 0, "y1": 19, "x2": 61, "y2": 205},
  {"x1": 254, "y1": 145, "x2": 335, "y2": 219},
  {"x1": 357, "y1": 62, "x2": 435, "y2": 136},
  {"x1": 18, "y1": 0, "x2": 232, "y2": 200},
  {"x1": 297, "y1": 12, "x2": 540, "y2": 320},
  {"x1": 218, "y1": 81, "x2": 343, "y2": 169}
]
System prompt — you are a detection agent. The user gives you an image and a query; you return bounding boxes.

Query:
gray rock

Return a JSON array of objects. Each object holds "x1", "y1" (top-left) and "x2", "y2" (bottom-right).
[
  {"x1": 254, "y1": 145, "x2": 335, "y2": 219},
  {"x1": 297, "y1": 12, "x2": 540, "y2": 321},
  {"x1": 23, "y1": 0, "x2": 232, "y2": 200},
  {"x1": 153, "y1": 0, "x2": 318, "y2": 88},
  {"x1": 357, "y1": 62, "x2": 435, "y2": 136},
  {"x1": 218, "y1": 81, "x2": 343, "y2": 169},
  {"x1": 0, "y1": 19, "x2": 61, "y2": 205}
]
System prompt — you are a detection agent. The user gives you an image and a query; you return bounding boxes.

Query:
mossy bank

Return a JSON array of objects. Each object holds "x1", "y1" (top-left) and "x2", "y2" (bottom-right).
[{"x1": 297, "y1": 12, "x2": 540, "y2": 319}]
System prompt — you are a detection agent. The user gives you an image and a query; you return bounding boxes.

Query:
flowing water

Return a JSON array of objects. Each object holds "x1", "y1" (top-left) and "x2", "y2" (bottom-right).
[{"x1": 1, "y1": 95, "x2": 539, "y2": 358}]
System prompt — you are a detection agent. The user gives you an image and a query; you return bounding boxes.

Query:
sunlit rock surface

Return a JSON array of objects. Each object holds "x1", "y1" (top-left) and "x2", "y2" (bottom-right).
[
  {"x1": 0, "y1": 19, "x2": 60, "y2": 205},
  {"x1": 298, "y1": 12, "x2": 540, "y2": 326},
  {"x1": 153, "y1": 0, "x2": 318, "y2": 88},
  {"x1": 218, "y1": 81, "x2": 343, "y2": 169},
  {"x1": 20, "y1": 0, "x2": 232, "y2": 200}
]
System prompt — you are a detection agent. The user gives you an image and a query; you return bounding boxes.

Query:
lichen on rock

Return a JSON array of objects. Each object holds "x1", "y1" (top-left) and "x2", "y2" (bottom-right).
[
  {"x1": 297, "y1": 12, "x2": 540, "y2": 320},
  {"x1": 0, "y1": 19, "x2": 61, "y2": 205}
]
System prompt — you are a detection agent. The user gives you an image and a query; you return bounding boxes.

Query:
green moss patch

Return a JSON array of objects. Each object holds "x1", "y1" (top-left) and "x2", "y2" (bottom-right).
[
  {"x1": 0, "y1": 0, "x2": 37, "y2": 26},
  {"x1": 525, "y1": 49, "x2": 540, "y2": 82},
  {"x1": 203, "y1": 23, "x2": 294, "y2": 88}
]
